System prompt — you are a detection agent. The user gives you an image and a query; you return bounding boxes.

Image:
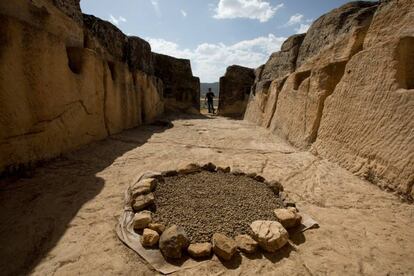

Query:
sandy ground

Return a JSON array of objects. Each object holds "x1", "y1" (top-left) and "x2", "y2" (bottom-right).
[{"x1": 0, "y1": 114, "x2": 413, "y2": 276}]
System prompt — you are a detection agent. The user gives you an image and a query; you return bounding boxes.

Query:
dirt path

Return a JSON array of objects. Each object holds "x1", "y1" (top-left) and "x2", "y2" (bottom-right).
[{"x1": 0, "y1": 114, "x2": 413, "y2": 275}]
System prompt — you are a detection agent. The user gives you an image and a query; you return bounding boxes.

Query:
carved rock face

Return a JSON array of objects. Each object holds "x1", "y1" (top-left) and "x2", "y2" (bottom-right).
[
  {"x1": 153, "y1": 53, "x2": 200, "y2": 114},
  {"x1": 218, "y1": 65, "x2": 255, "y2": 118},
  {"x1": 296, "y1": 1, "x2": 378, "y2": 67},
  {"x1": 53, "y1": 0, "x2": 83, "y2": 25}
]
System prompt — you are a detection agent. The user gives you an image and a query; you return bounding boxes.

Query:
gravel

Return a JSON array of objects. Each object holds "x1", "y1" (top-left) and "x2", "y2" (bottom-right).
[{"x1": 153, "y1": 171, "x2": 283, "y2": 243}]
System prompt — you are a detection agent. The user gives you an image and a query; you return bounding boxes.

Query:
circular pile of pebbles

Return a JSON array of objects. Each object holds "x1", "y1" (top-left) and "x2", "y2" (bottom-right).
[{"x1": 129, "y1": 163, "x2": 303, "y2": 261}]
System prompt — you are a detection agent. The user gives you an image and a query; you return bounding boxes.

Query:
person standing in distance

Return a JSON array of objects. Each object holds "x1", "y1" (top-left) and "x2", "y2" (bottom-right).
[{"x1": 205, "y1": 88, "x2": 215, "y2": 114}]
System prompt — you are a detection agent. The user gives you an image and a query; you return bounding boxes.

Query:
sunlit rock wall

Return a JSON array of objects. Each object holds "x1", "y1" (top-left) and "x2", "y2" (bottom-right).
[
  {"x1": 244, "y1": 0, "x2": 414, "y2": 197},
  {"x1": 0, "y1": 0, "x2": 165, "y2": 173},
  {"x1": 244, "y1": 34, "x2": 305, "y2": 125},
  {"x1": 313, "y1": 0, "x2": 414, "y2": 197}
]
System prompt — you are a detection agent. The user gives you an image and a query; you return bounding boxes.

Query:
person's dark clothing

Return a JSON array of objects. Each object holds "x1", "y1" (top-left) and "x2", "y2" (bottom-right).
[
  {"x1": 206, "y1": 92, "x2": 215, "y2": 102},
  {"x1": 206, "y1": 92, "x2": 215, "y2": 113}
]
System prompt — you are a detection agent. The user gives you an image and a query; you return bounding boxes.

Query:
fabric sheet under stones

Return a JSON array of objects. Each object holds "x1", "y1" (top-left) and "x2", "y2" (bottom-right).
[{"x1": 153, "y1": 171, "x2": 284, "y2": 243}]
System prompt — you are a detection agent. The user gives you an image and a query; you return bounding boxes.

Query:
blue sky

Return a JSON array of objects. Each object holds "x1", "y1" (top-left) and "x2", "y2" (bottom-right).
[{"x1": 81, "y1": 0, "x2": 373, "y2": 82}]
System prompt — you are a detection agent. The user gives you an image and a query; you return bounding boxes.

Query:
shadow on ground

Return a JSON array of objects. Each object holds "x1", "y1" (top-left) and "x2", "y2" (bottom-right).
[
  {"x1": 0, "y1": 122, "x2": 173, "y2": 276},
  {"x1": 217, "y1": 242, "x2": 296, "y2": 270}
]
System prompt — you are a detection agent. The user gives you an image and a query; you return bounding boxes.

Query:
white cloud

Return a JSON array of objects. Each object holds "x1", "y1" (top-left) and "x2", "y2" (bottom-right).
[
  {"x1": 151, "y1": 0, "x2": 161, "y2": 17},
  {"x1": 295, "y1": 23, "x2": 310, "y2": 34},
  {"x1": 286, "y1": 13, "x2": 303, "y2": 26},
  {"x1": 180, "y1": 9, "x2": 187, "y2": 17},
  {"x1": 146, "y1": 38, "x2": 194, "y2": 58},
  {"x1": 213, "y1": 0, "x2": 284, "y2": 23},
  {"x1": 283, "y1": 13, "x2": 312, "y2": 33},
  {"x1": 147, "y1": 34, "x2": 286, "y2": 82},
  {"x1": 108, "y1": 15, "x2": 127, "y2": 26}
]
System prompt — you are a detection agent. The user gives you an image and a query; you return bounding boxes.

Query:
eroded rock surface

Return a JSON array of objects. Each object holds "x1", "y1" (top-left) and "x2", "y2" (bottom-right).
[
  {"x1": 243, "y1": 0, "x2": 413, "y2": 196},
  {"x1": 0, "y1": 0, "x2": 201, "y2": 174},
  {"x1": 313, "y1": 0, "x2": 414, "y2": 197},
  {"x1": 153, "y1": 53, "x2": 200, "y2": 114},
  {"x1": 262, "y1": 34, "x2": 305, "y2": 82},
  {"x1": 52, "y1": 0, "x2": 82, "y2": 25},
  {"x1": 218, "y1": 65, "x2": 255, "y2": 117},
  {"x1": 244, "y1": 34, "x2": 305, "y2": 125},
  {"x1": 296, "y1": 1, "x2": 378, "y2": 67}
]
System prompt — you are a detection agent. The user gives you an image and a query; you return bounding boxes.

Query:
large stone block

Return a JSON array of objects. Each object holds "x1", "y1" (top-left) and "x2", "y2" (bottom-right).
[
  {"x1": 244, "y1": 34, "x2": 304, "y2": 124},
  {"x1": 83, "y1": 14, "x2": 128, "y2": 62},
  {"x1": 261, "y1": 34, "x2": 305, "y2": 82},
  {"x1": 218, "y1": 65, "x2": 255, "y2": 118},
  {"x1": 126, "y1": 36, "x2": 154, "y2": 75},
  {"x1": 296, "y1": 1, "x2": 378, "y2": 67},
  {"x1": 153, "y1": 53, "x2": 200, "y2": 114}
]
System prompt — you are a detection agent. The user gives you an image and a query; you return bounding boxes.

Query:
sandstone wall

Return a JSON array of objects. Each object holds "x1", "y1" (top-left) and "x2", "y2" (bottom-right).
[
  {"x1": 218, "y1": 65, "x2": 255, "y2": 117},
  {"x1": 313, "y1": 0, "x2": 414, "y2": 197},
  {"x1": 0, "y1": 0, "x2": 165, "y2": 173},
  {"x1": 82, "y1": 14, "x2": 164, "y2": 127},
  {"x1": 296, "y1": 1, "x2": 378, "y2": 68},
  {"x1": 51, "y1": 0, "x2": 82, "y2": 25},
  {"x1": 243, "y1": 0, "x2": 414, "y2": 197},
  {"x1": 244, "y1": 34, "x2": 305, "y2": 125},
  {"x1": 153, "y1": 53, "x2": 200, "y2": 114}
]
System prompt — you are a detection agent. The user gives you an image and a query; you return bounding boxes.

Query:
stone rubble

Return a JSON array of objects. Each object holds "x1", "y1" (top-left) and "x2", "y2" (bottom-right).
[
  {"x1": 266, "y1": 180, "x2": 284, "y2": 196},
  {"x1": 187, "y1": 243, "x2": 213, "y2": 259},
  {"x1": 133, "y1": 211, "x2": 152, "y2": 230},
  {"x1": 274, "y1": 208, "x2": 302, "y2": 229},
  {"x1": 235, "y1": 234, "x2": 258, "y2": 254},
  {"x1": 212, "y1": 233, "x2": 238, "y2": 261},
  {"x1": 132, "y1": 193, "x2": 155, "y2": 212},
  {"x1": 131, "y1": 178, "x2": 157, "y2": 197},
  {"x1": 250, "y1": 220, "x2": 289, "y2": 253},
  {"x1": 141, "y1": 228, "x2": 159, "y2": 247},
  {"x1": 147, "y1": 223, "x2": 166, "y2": 234},
  {"x1": 201, "y1": 162, "x2": 216, "y2": 172},
  {"x1": 177, "y1": 163, "x2": 201, "y2": 175},
  {"x1": 159, "y1": 225, "x2": 189, "y2": 259},
  {"x1": 216, "y1": 166, "x2": 231, "y2": 173},
  {"x1": 128, "y1": 164, "x2": 302, "y2": 262}
]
